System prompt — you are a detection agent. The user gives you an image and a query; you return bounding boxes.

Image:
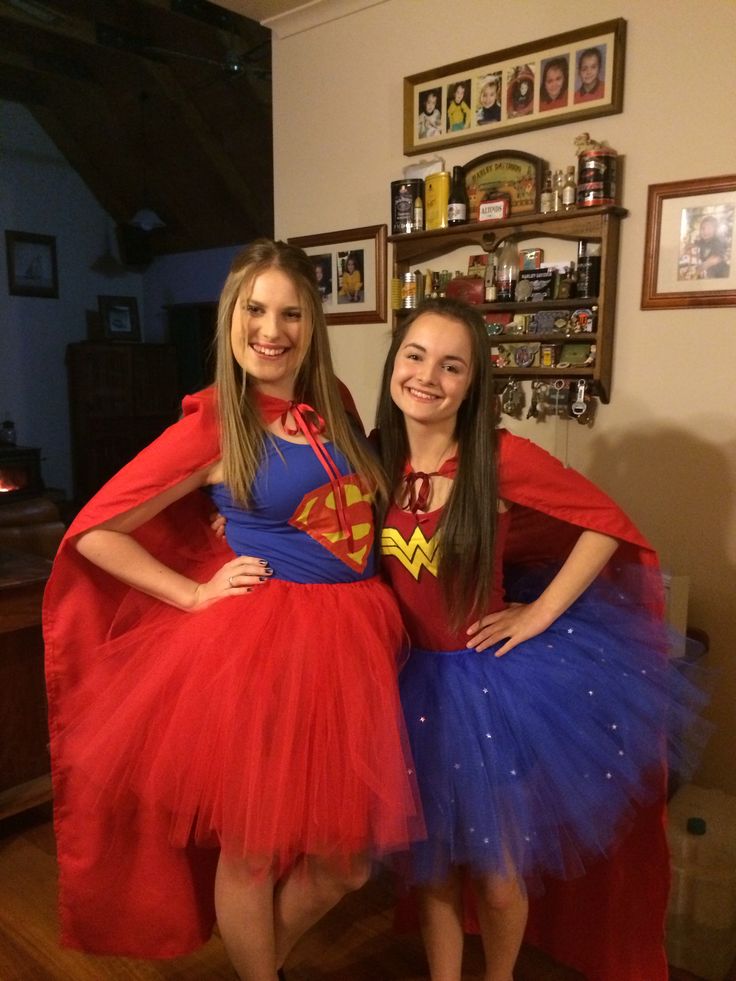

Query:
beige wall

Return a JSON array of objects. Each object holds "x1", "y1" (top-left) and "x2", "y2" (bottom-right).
[{"x1": 272, "y1": 0, "x2": 736, "y2": 793}]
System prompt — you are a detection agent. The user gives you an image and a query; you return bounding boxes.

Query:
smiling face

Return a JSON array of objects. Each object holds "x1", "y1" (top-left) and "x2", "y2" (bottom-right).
[
  {"x1": 230, "y1": 266, "x2": 308, "y2": 399},
  {"x1": 544, "y1": 65, "x2": 565, "y2": 100},
  {"x1": 579, "y1": 52, "x2": 600, "y2": 88},
  {"x1": 480, "y1": 82, "x2": 498, "y2": 107},
  {"x1": 390, "y1": 312, "x2": 473, "y2": 431},
  {"x1": 453, "y1": 83, "x2": 465, "y2": 104},
  {"x1": 425, "y1": 91, "x2": 437, "y2": 113}
]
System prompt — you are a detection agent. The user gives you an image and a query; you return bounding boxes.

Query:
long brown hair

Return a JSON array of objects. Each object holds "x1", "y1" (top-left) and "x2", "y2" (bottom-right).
[
  {"x1": 215, "y1": 238, "x2": 387, "y2": 506},
  {"x1": 375, "y1": 298, "x2": 499, "y2": 627}
]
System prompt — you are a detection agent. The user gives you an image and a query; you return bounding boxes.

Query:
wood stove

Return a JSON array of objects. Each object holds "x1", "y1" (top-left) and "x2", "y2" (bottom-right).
[{"x1": 0, "y1": 447, "x2": 44, "y2": 501}]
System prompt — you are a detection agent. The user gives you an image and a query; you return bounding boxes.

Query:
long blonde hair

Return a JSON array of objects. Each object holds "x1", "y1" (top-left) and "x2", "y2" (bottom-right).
[{"x1": 215, "y1": 238, "x2": 388, "y2": 507}]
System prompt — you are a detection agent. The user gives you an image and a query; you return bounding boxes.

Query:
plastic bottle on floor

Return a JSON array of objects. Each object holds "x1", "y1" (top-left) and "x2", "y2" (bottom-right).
[{"x1": 666, "y1": 785, "x2": 736, "y2": 980}]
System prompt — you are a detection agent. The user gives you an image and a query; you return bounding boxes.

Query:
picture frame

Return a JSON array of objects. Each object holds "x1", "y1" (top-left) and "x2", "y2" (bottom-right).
[
  {"x1": 5, "y1": 230, "x2": 59, "y2": 298},
  {"x1": 464, "y1": 150, "x2": 545, "y2": 219},
  {"x1": 288, "y1": 224, "x2": 387, "y2": 324},
  {"x1": 97, "y1": 294, "x2": 142, "y2": 341},
  {"x1": 641, "y1": 175, "x2": 736, "y2": 309},
  {"x1": 403, "y1": 18, "x2": 626, "y2": 155}
]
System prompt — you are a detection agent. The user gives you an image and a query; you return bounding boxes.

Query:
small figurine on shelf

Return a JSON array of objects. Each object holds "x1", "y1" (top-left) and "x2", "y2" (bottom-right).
[{"x1": 573, "y1": 132, "x2": 612, "y2": 155}]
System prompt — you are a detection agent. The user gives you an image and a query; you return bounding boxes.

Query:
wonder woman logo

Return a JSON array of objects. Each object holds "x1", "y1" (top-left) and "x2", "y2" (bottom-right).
[{"x1": 381, "y1": 526, "x2": 439, "y2": 580}]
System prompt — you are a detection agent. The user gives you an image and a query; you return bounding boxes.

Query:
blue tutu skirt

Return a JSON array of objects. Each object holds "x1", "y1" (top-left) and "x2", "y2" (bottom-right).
[{"x1": 399, "y1": 566, "x2": 710, "y2": 889}]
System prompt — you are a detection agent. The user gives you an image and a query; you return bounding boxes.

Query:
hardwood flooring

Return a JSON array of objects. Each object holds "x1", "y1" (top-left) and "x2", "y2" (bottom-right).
[{"x1": 0, "y1": 804, "x2": 731, "y2": 980}]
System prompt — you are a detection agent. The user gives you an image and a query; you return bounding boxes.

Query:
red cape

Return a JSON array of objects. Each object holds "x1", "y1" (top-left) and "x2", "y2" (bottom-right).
[
  {"x1": 499, "y1": 430, "x2": 669, "y2": 981},
  {"x1": 44, "y1": 388, "x2": 231, "y2": 956}
]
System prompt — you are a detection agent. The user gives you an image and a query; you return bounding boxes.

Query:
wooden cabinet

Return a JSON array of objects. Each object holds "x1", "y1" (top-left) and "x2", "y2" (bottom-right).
[
  {"x1": 166, "y1": 302, "x2": 217, "y2": 399},
  {"x1": 389, "y1": 205, "x2": 627, "y2": 403},
  {"x1": 0, "y1": 549, "x2": 53, "y2": 820},
  {"x1": 66, "y1": 342, "x2": 180, "y2": 507}
]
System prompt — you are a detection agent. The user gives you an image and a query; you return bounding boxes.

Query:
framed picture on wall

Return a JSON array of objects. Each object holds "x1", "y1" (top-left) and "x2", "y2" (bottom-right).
[
  {"x1": 98, "y1": 295, "x2": 142, "y2": 341},
  {"x1": 288, "y1": 224, "x2": 387, "y2": 325},
  {"x1": 5, "y1": 230, "x2": 59, "y2": 298},
  {"x1": 403, "y1": 19, "x2": 626, "y2": 155},
  {"x1": 641, "y1": 174, "x2": 736, "y2": 309}
]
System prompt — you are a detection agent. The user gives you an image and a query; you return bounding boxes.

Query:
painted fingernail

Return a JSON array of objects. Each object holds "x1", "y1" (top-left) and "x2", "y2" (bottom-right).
[
  {"x1": 259, "y1": 576, "x2": 267, "y2": 582},
  {"x1": 260, "y1": 560, "x2": 269, "y2": 566}
]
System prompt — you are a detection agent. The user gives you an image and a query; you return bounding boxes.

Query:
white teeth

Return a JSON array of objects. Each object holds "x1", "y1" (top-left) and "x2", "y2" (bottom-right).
[
  {"x1": 407, "y1": 387, "x2": 436, "y2": 401},
  {"x1": 252, "y1": 344, "x2": 286, "y2": 358}
]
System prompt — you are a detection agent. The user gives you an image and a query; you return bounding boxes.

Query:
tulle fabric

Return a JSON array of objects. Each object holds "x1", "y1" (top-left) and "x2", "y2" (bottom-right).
[
  {"x1": 399, "y1": 565, "x2": 710, "y2": 891},
  {"x1": 62, "y1": 576, "x2": 423, "y2": 876}
]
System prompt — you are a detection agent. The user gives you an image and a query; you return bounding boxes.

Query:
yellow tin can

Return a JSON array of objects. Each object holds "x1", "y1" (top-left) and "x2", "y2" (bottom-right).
[{"x1": 425, "y1": 171, "x2": 450, "y2": 230}]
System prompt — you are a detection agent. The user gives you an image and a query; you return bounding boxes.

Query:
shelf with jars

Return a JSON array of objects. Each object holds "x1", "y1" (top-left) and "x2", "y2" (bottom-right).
[{"x1": 388, "y1": 204, "x2": 627, "y2": 404}]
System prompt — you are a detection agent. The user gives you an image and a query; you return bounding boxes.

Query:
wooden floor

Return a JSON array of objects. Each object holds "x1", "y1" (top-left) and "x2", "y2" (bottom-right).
[{"x1": 0, "y1": 804, "x2": 731, "y2": 980}]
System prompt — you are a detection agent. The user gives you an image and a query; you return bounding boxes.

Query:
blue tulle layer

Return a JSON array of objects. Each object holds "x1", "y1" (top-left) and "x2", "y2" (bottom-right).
[{"x1": 399, "y1": 566, "x2": 711, "y2": 888}]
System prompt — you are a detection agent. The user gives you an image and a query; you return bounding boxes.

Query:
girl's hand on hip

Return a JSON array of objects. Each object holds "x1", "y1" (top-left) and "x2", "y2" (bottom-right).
[
  {"x1": 192, "y1": 555, "x2": 272, "y2": 609},
  {"x1": 466, "y1": 601, "x2": 553, "y2": 656}
]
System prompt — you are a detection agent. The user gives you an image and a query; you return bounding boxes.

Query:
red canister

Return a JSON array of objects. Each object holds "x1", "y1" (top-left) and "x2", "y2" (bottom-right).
[{"x1": 576, "y1": 149, "x2": 617, "y2": 207}]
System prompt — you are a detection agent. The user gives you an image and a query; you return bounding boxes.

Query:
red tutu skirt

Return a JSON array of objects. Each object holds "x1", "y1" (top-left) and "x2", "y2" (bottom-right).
[{"x1": 62, "y1": 576, "x2": 422, "y2": 875}]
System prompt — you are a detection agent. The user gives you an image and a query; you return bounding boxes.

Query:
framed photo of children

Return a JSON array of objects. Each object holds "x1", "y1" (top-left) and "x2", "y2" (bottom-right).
[
  {"x1": 641, "y1": 175, "x2": 736, "y2": 309},
  {"x1": 403, "y1": 19, "x2": 626, "y2": 155},
  {"x1": 288, "y1": 224, "x2": 387, "y2": 325}
]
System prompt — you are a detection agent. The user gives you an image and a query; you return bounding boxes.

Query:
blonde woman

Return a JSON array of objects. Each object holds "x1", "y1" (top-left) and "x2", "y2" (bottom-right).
[{"x1": 44, "y1": 240, "x2": 421, "y2": 981}]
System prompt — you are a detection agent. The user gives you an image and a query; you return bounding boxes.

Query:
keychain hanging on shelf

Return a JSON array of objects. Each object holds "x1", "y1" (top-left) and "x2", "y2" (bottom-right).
[
  {"x1": 526, "y1": 380, "x2": 544, "y2": 419},
  {"x1": 569, "y1": 379, "x2": 597, "y2": 425},
  {"x1": 501, "y1": 379, "x2": 525, "y2": 418},
  {"x1": 540, "y1": 379, "x2": 570, "y2": 416}
]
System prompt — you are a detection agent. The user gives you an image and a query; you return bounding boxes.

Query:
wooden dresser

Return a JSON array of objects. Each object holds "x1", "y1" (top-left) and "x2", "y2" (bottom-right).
[{"x1": 0, "y1": 549, "x2": 53, "y2": 819}]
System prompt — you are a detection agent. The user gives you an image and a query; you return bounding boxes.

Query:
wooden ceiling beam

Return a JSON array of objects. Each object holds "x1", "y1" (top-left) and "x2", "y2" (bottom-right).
[{"x1": 0, "y1": 0, "x2": 274, "y2": 251}]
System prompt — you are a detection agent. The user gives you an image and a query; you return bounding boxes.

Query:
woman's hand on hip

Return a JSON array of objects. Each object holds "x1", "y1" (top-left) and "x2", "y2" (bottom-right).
[
  {"x1": 192, "y1": 555, "x2": 272, "y2": 609},
  {"x1": 466, "y1": 601, "x2": 553, "y2": 657}
]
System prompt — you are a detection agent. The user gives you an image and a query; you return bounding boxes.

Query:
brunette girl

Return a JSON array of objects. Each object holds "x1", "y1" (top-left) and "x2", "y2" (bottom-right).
[{"x1": 376, "y1": 298, "x2": 706, "y2": 981}]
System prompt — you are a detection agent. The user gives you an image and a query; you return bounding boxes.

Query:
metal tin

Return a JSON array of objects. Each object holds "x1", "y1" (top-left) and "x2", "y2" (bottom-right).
[
  {"x1": 445, "y1": 275, "x2": 485, "y2": 305},
  {"x1": 425, "y1": 171, "x2": 450, "y2": 230},
  {"x1": 540, "y1": 343, "x2": 562, "y2": 368},
  {"x1": 577, "y1": 186, "x2": 616, "y2": 208},
  {"x1": 576, "y1": 149, "x2": 617, "y2": 207},
  {"x1": 401, "y1": 271, "x2": 417, "y2": 308},
  {"x1": 391, "y1": 179, "x2": 424, "y2": 235}
]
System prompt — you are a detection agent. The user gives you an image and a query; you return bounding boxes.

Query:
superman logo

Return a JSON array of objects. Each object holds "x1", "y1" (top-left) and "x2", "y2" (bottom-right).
[
  {"x1": 381, "y1": 526, "x2": 440, "y2": 580},
  {"x1": 289, "y1": 475, "x2": 374, "y2": 572}
]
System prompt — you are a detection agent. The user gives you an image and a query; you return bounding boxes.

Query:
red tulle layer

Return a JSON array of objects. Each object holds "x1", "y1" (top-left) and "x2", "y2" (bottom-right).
[{"x1": 62, "y1": 576, "x2": 423, "y2": 874}]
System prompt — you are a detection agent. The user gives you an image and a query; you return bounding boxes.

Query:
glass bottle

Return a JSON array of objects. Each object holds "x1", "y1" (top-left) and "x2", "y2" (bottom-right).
[
  {"x1": 540, "y1": 171, "x2": 553, "y2": 214},
  {"x1": 562, "y1": 165, "x2": 577, "y2": 211},
  {"x1": 447, "y1": 165, "x2": 468, "y2": 226},
  {"x1": 552, "y1": 169, "x2": 564, "y2": 212},
  {"x1": 557, "y1": 263, "x2": 577, "y2": 299},
  {"x1": 413, "y1": 194, "x2": 424, "y2": 232},
  {"x1": 496, "y1": 239, "x2": 518, "y2": 302},
  {"x1": 484, "y1": 255, "x2": 497, "y2": 302},
  {"x1": 577, "y1": 240, "x2": 601, "y2": 297}
]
